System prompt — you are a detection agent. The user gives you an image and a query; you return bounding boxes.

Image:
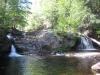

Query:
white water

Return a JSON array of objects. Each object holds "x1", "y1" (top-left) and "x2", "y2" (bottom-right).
[
  {"x1": 9, "y1": 45, "x2": 22, "y2": 57},
  {"x1": 7, "y1": 33, "x2": 13, "y2": 40},
  {"x1": 65, "y1": 52, "x2": 100, "y2": 58},
  {"x1": 78, "y1": 36, "x2": 96, "y2": 50}
]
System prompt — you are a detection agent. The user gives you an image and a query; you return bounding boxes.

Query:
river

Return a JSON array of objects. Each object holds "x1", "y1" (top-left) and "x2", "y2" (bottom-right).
[{"x1": 1, "y1": 52, "x2": 100, "y2": 75}]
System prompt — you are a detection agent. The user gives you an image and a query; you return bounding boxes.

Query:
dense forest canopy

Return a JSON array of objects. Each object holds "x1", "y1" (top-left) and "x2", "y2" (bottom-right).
[{"x1": 0, "y1": 0, "x2": 100, "y2": 37}]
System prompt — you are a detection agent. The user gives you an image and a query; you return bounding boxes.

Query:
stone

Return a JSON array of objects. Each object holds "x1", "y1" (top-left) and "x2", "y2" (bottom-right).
[
  {"x1": 91, "y1": 62, "x2": 100, "y2": 74},
  {"x1": 14, "y1": 30, "x2": 62, "y2": 55},
  {"x1": 37, "y1": 30, "x2": 61, "y2": 49}
]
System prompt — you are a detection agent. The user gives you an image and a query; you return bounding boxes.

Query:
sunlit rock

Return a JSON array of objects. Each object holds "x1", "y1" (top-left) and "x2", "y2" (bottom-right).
[{"x1": 91, "y1": 62, "x2": 100, "y2": 75}]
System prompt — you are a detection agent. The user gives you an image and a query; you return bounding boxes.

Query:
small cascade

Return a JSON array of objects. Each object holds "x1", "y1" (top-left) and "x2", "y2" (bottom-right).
[
  {"x1": 6, "y1": 33, "x2": 22, "y2": 57},
  {"x1": 78, "y1": 36, "x2": 96, "y2": 50},
  {"x1": 9, "y1": 44, "x2": 22, "y2": 57}
]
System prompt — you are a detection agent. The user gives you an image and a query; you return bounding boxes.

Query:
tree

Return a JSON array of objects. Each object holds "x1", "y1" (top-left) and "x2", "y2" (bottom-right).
[{"x1": 0, "y1": 0, "x2": 31, "y2": 30}]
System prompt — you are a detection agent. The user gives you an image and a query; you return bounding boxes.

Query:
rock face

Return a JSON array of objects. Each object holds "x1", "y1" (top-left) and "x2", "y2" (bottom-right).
[
  {"x1": 91, "y1": 62, "x2": 100, "y2": 74},
  {"x1": 37, "y1": 30, "x2": 61, "y2": 49},
  {"x1": 14, "y1": 29, "x2": 80, "y2": 55},
  {"x1": 36, "y1": 30, "x2": 61, "y2": 55},
  {"x1": 14, "y1": 30, "x2": 61, "y2": 55},
  {"x1": 64, "y1": 33, "x2": 78, "y2": 49}
]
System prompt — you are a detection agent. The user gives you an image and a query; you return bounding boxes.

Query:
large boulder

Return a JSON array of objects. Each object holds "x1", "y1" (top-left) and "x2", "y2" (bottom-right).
[
  {"x1": 37, "y1": 30, "x2": 61, "y2": 49},
  {"x1": 14, "y1": 30, "x2": 62, "y2": 55},
  {"x1": 64, "y1": 33, "x2": 78, "y2": 47},
  {"x1": 91, "y1": 62, "x2": 100, "y2": 74},
  {"x1": 34, "y1": 30, "x2": 62, "y2": 55},
  {"x1": 14, "y1": 30, "x2": 80, "y2": 55}
]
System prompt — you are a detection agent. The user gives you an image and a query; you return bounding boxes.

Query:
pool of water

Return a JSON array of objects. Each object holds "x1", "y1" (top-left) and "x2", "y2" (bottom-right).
[{"x1": 0, "y1": 53, "x2": 99, "y2": 75}]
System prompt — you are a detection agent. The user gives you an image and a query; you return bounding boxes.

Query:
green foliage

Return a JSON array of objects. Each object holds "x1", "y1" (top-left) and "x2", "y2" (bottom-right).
[
  {"x1": 0, "y1": 0, "x2": 31, "y2": 30},
  {"x1": 55, "y1": 0, "x2": 90, "y2": 33},
  {"x1": 84, "y1": 0, "x2": 100, "y2": 38},
  {"x1": 86, "y1": 0, "x2": 100, "y2": 14},
  {"x1": 29, "y1": 0, "x2": 90, "y2": 33},
  {"x1": 0, "y1": 0, "x2": 99, "y2": 37}
]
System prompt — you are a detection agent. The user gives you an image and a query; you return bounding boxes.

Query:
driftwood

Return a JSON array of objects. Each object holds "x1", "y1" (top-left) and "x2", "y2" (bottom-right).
[{"x1": 90, "y1": 38, "x2": 100, "y2": 46}]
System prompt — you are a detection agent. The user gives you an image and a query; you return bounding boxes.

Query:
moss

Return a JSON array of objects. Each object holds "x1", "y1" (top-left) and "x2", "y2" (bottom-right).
[{"x1": 53, "y1": 33, "x2": 80, "y2": 52}]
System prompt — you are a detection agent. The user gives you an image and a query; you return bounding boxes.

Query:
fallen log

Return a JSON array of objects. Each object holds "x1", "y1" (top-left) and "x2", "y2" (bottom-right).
[{"x1": 90, "y1": 38, "x2": 100, "y2": 46}]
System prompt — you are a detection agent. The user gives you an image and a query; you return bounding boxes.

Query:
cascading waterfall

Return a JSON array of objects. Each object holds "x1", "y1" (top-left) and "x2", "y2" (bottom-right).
[
  {"x1": 78, "y1": 36, "x2": 96, "y2": 50},
  {"x1": 7, "y1": 33, "x2": 22, "y2": 57},
  {"x1": 9, "y1": 44, "x2": 22, "y2": 57}
]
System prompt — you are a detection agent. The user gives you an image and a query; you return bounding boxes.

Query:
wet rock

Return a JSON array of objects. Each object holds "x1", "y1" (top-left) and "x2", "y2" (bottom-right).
[{"x1": 91, "y1": 62, "x2": 100, "y2": 74}]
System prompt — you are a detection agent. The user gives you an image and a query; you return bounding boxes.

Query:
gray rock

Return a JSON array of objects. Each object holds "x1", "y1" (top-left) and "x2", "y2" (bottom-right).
[
  {"x1": 91, "y1": 62, "x2": 100, "y2": 74},
  {"x1": 36, "y1": 30, "x2": 61, "y2": 49},
  {"x1": 14, "y1": 30, "x2": 61, "y2": 54}
]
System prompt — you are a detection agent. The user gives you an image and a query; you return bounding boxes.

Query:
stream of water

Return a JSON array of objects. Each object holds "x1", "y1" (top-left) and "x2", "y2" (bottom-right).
[
  {"x1": 5, "y1": 34, "x2": 100, "y2": 75},
  {"x1": 9, "y1": 45, "x2": 22, "y2": 57},
  {"x1": 0, "y1": 53, "x2": 99, "y2": 75},
  {"x1": 78, "y1": 36, "x2": 96, "y2": 50}
]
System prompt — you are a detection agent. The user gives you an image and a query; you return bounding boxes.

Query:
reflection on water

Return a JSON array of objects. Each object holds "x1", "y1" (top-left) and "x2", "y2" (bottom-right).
[
  {"x1": 0, "y1": 57, "x2": 9, "y2": 75},
  {"x1": 0, "y1": 54, "x2": 99, "y2": 75}
]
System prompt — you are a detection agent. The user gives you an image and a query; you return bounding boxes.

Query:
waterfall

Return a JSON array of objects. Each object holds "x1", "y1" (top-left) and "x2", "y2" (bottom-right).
[
  {"x1": 9, "y1": 45, "x2": 22, "y2": 57},
  {"x1": 6, "y1": 33, "x2": 22, "y2": 57},
  {"x1": 78, "y1": 36, "x2": 96, "y2": 50}
]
